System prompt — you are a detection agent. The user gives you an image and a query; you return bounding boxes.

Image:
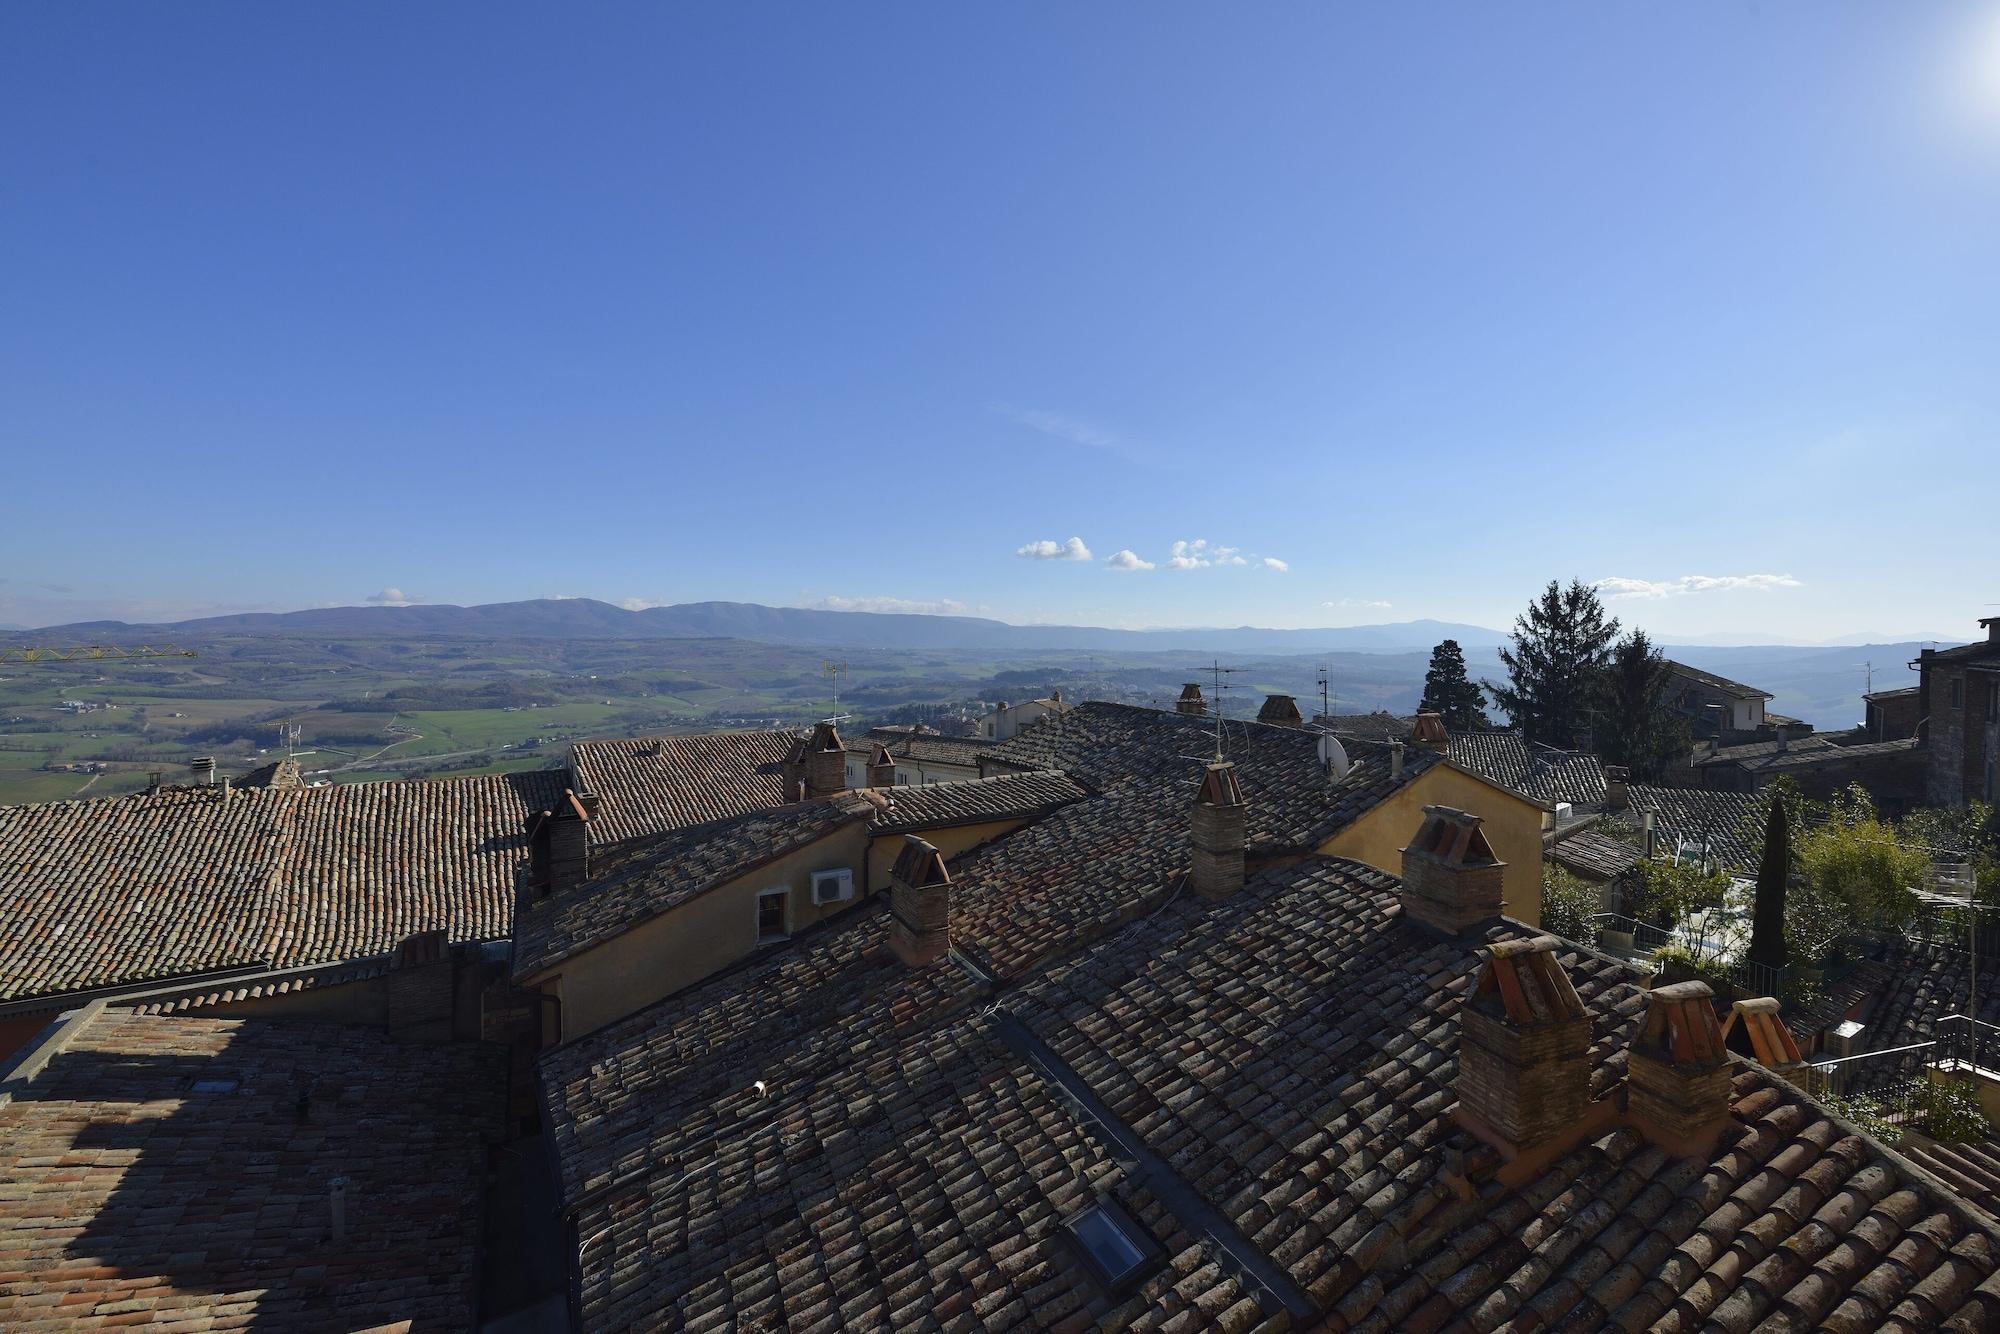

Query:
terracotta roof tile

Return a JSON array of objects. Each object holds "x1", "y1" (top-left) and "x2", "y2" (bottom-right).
[
  {"x1": 1447, "y1": 730, "x2": 1608, "y2": 807},
  {"x1": 569, "y1": 729, "x2": 800, "y2": 842},
  {"x1": 868, "y1": 770, "x2": 1087, "y2": 833}
]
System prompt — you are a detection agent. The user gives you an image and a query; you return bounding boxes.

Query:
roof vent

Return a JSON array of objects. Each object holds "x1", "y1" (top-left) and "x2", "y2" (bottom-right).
[
  {"x1": 1627, "y1": 981, "x2": 1733, "y2": 1155},
  {"x1": 1456, "y1": 936, "x2": 1591, "y2": 1158},
  {"x1": 1399, "y1": 806, "x2": 1505, "y2": 935},
  {"x1": 190, "y1": 755, "x2": 216, "y2": 785}
]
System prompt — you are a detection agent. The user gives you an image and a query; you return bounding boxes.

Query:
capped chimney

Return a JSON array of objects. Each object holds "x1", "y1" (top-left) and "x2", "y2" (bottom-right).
[
  {"x1": 1256, "y1": 694, "x2": 1303, "y2": 728},
  {"x1": 1411, "y1": 712, "x2": 1450, "y2": 753},
  {"x1": 888, "y1": 836, "x2": 951, "y2": 967},
  {"x1": 867, "y1": 743, "x2": 897, "y2": 789},
  {"x1": 1983, "y1": 615, "x2": 2000, "y2": 644},
  {"x1": 1721, "y1": 997, "x2": 1807, "y2": 1090},
  {"x1": 190, "y1": 755, "x2": 216, "y2": 786},
  {"x1": 1176, "y1": 683, "x2": 1207, "y2": 717},
  {"x1": 779, "y1": 735, "x2": 810, "y2": 800},
  {"x1": 1627, "y1": 981, "x2": 1733, "y2": 1155},
  {"x1": 1189, "y1": 761, "x2": 1247, "y2": 900},
  {"x1": 806, "y1": 721, "x2": 847, "y2": 799},
  {"x1": 1389, "y1": 739, "x2": 1405, "y2": 781},
  {"x1": 1602, "y1": 765, "x2": 1630, "y2": 812},
  {"x1": 1456, "y1": 936, "x2": 1591, "y2": 1156},
  {"x1": 1399, "y1": 806, "x2": 1506, "y2": 935}
]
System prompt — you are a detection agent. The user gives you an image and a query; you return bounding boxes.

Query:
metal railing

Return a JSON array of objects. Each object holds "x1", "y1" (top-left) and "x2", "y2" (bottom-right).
[{"x1": 1802, "y1": 1014, "x2": 2000, "y2": 1098}]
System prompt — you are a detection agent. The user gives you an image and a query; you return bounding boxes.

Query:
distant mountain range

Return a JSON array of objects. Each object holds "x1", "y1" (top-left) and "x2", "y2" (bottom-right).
[{"x1": 10, "y1": 598, "x2": 1513, "y2": 655}]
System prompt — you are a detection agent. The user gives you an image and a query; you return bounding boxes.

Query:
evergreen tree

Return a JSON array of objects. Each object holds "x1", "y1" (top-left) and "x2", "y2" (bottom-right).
[
  {"x1": 1749, "y1": 794, "x2": 1789, "y2": 970},
  {"x1": 1487, "y1": 579, "x2": 1620, "y2": 747},
  {"x1": 1594, "y1": 630, "x2": 1686, "y2": 780},
  {"x1": 1418, "y1": 639, "x2": 1491, "y2": 730}
]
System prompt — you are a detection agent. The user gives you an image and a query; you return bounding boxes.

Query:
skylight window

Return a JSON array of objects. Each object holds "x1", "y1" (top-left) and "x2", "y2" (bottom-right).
[{"x1": 1061, "y1": 1197, "x2": 1159, "y2": 1295}]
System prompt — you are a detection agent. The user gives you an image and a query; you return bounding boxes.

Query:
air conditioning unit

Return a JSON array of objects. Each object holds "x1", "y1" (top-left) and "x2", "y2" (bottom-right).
[{"x1": 811, "y1": 868, "x2": 855, "y2": 905}]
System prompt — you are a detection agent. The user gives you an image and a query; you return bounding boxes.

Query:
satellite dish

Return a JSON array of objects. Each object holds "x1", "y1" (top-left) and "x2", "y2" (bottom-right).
[{"x1": 1317, "y1": 732, "x2": 1351, "y2": 780}]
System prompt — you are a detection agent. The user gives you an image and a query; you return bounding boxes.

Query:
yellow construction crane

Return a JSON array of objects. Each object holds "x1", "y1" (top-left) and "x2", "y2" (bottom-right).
[{"x1": 0, "y1": 644, "x2": 198, "y2": 665}]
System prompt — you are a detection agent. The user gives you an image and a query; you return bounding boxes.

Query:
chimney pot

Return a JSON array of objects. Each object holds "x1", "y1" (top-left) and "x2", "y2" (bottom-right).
[
  {"x1": 1399, "y1": 805, "x2": 1506, "y2": 935},
  {"x1": 1602, "y1": 765, "x2": 1630, "y2": 811},
  {"x1": 544, "y1": 789, "x2": 592, "y2": 895},
  {"x1": 1627, "y1": 981, "x2": 1734, "y2": 1153},
  {"x1": 1411, "y1": 712, "x2": 1450, "y2": 753},
  {"x1": 1176, "y1": 684, "x2": 1207, "y2": 717},
  {"x1": 806, "y1": 721, "x2": 846, "y2": 799},
  {"x1": 867, "y1": 743, "x2": 898, "y2": 789},
  {"x1": 1189, "y1": 761, "x2": 1247, "y2": 900},
  {"x1": 888, "y1": 837, "x2": 951, "y2": 967},
  {"x1": 1456, "y1": 935, "x2": 1591, "y2": 1155},
  {"x1": 1390, "y1": 739, "x2": 1405, "y2": 781},
  {"x1": 1256, "y1": 694, "x2": 1303, "y2": 729},
  {"x1": 1721, "y1": 997, "x2": 1807, "y2": 1089},
  {"x1": 190, "y1": 755, "x2": 216, "y2": 786}
]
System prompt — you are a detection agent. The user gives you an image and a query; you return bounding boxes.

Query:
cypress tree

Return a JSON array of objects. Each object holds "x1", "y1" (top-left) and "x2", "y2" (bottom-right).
[{"x1": 1749, "y1": 794, "x2": 1789, "y2": 970}]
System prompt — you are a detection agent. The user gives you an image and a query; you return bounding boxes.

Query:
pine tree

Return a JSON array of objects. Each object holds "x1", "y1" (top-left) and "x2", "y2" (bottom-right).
[
  {"x1": 1595, "y1": 630, "x2": 1686, "y2": 780},
  {"x1": 1487, "y1": 579, "x2": 1620, "y2": 747},
  {"x1": 1418, "y1": 639, "x2": 1491, "y2": 730}
]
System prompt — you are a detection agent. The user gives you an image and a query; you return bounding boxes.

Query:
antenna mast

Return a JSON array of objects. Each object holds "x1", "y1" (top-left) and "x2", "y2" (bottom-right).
[
  {"x1": 1205, "y1": 659, "x2": 1247, "y2": 761},
  {"x1": 1316, "y1": 664, "x2": 1332, "y2": 724},
  {"x1": 820, "y1": 659, "x2": 849, "y2": 722}
]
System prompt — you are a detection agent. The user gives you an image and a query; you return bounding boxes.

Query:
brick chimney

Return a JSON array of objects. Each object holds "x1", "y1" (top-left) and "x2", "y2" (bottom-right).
[
  {"x1": 1176, "y1": 683, "x2": 1207, "y2": 717},
  {"x1": 545, "y1": 789, "x2": 593, "y2": 894},
  {"x1": 1721, "y1": 997, "x2": 1807, "y2": 1089},
  {"x1": 806, "y1": 721, "x2": 846, "y2": 799},
  {"x1": 1456, "y1": 935, "x2": 1591, "y2": 1156},
  {"x1": 888, "y1": 837, "x2": 951, "y2": 967},
  {"x1": 779, "y1": 735, "x2": 810, "y2": 802},
  {"x1": 867, "y1": 743, "x2": 897, "y2": 789},
  {"x1": 1399, "y1": 806, "x2": 1506, "y2": 935},
  {"x1": 1627, "y1": 981, "x2": 1733, "y2": 1155},
  {"x1": 1602, "y1": 765, "x2": 1630, "y2": 811},
  {"x1": 1189, "y1": 761, "x2": 1247, "y2": 900},
  {"x1": 1411, "y1": 712, "x2": 1449, "y2": 753},
  {"x1": 1256, "y1": 694, "x2": 1303, "y2": 728}
]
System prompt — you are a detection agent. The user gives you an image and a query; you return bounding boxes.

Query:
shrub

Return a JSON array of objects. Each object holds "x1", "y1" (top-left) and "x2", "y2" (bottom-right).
[{"x1": 1540, "y1": 866, "x2": 1601, "y2": 945}]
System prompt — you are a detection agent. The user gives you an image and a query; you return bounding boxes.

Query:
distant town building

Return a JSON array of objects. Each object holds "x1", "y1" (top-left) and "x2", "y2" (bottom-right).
[
  {"x1": 1915, "y1": 616, "x2": 2000, "y2": 806},
  {"x1": 974, "y1": 689, "x2": 1071, "y2": 741}
]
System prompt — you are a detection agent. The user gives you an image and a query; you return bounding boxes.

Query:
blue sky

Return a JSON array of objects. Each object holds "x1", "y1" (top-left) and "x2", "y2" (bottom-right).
[{"x1": 4, "y1": 4, "x2": 1997, "y2": 639}]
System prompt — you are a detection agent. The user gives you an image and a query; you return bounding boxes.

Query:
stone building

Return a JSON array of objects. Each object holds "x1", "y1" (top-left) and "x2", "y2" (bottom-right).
[{"x1": 1916, "y1": 616, "x2": 2000, "y2": 807}]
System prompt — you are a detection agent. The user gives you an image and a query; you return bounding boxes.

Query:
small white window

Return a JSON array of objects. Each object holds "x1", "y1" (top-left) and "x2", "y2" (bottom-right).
[
  {"x1": 811, "y1": 868, "x2": 854, "y2": 905},
  {"x1": 756, "y1": 888, "x2": 789, "y2": 942}
]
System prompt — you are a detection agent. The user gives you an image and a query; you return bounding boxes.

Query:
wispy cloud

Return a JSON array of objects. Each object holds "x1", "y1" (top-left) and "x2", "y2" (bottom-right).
[
  {"x1": 366, "y1": 587, "x2": 421, "y2": 606},
  {"x1": 1016, "y1": 536, "x2": 1093, "y2": 562},
  {"x1": 802, "y1": 594, "x2": 969, "y2": 615},
  {"x1": 1105, "y1": 549, "x2": 1155, "y2": 571},
  {"x1": 1325, "y1": 597, "x2": 1393, "y2": 610},
  {"x1": 1261, "y1": 557, "x2": 1289, "y2": 573},
  {"x1": 1162, "y1": 539, "x2": 1281, "y2": 571},
  {"x1": 1595, "y1": 574, "x2": 1804, "y2": 600},
  {"x1": 618, "y1": 596, "x2": 671, "y2": 611},
  {"x1": 995, "y1": 406, "x2": 1124, "y2": 453}
]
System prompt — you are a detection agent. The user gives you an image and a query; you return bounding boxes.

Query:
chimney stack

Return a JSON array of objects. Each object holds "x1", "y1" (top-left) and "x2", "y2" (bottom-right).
[
  {"x1": 546, "y1": 790, "x2": 593, "y2": 895},
  {"x1": 1641, "y1": 809, "x2": 1657, "y2": 858},
  {"x1": 1176, "y1": 683, "x2": 1207, "y2": 717},
  {"x1": 1456, "y1": 936, "x2": 1591, "y2": 1156},
  {"x1": 1411, "y1": 712, "x2": 1449, "y2": 753},
  {"x1": 1602, "y1": 765, "x2": 1630, "y2": 811},
  {"x1": 1189, "y1": 761, "x2": 1247, "y2": 900},
  {"x1": 888, "y1": 837, "x2": 951, "y2": 967},
  {"x1": 1256, "y1": 694, "x2": 1303, "y2": 728},
  {"x1": 1399, "y1": 806, "x2": 1506, "y2": 935},
  {"x1": 1626, "y1": 981, "x2": 1734, "y2": 1155},
  {"x1": 1982, "y1": 616, "x2": 2000, "y2": 645},
  {"x1": 1721, "y1": 997, "x2": 1807, "y2": 1090},
  {"x1": 806, "y1": 721, "x2": 846, "y2": 799},
  {"x1": 867, "y1": 743, "x2": 897, "y2": 789},
  {"x1": 1390, "y1": 739, "x2": 1405, "y2": 781},
  {"x1": 779, "y1": 735, "x2": 810, "y2": 800},
  {"x1": 190, "y1": 755, "x2": 216, "y2": 786}
]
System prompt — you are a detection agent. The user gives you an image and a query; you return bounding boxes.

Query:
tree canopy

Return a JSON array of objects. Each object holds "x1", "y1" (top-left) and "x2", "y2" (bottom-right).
[
  {"x1": 1418, "y1": 639, "x2": 1491, "y2": 730},
  {"x1": 1488, "y1": 579, "x2": 1619, "y2": 747},
  {"x1": 1593, "y1": 630, "x2": 1686, "y2": 780}
]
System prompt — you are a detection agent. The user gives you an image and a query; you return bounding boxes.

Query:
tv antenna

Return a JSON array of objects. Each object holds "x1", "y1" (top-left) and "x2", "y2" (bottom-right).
[
  {"x1": 820, "y1": 660, "x2": 849, "y2": 717},
  {"x1": 1315, "y1": 664, "x2": 1333, "y2": 723},
  {"x1": 1864, "y1": 660, "x2": 1873, "y2": 695},
  {"x1": 1204, "y1": 659, "x2": 1247, "y2": 761},
  {"x1": 278, "y1": 720, "x2": 302, "y2": 758}
]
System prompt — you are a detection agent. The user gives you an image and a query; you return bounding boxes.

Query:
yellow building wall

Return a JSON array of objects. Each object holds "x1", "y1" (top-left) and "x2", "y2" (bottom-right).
[
  {"x1": 863, "y1": 817, "x2": 1030, "y2": 887},
  {"x1": 539, "y1": 822, "x2": 873, "y2": 1042},
  {"x1": 1319, "y1": 764, "x2": 1546, "y2": 926}
]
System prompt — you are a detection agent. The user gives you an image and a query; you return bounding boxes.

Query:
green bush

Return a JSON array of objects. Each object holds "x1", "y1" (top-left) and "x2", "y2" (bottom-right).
[
  {"x1": 1540, "y1": 866, "x2": 1601, "y2": 945},
  {"x1": 1917, "y1": 1076, "x2": 1988, "y2": 1144}
]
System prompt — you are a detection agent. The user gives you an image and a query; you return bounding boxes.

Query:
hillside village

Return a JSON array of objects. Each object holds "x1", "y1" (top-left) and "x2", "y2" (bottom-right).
[{"x1": 0, "y1": 613, "x2": 1996, "y2": 1330}]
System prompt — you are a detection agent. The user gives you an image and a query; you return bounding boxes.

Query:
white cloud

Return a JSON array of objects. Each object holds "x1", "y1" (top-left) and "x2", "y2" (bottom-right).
[
  {"x1": 1325, "y1": 598, "x2": 1393, "y2": 610},
  {"x1": 803, "y1": 595, "x2": 969, "y2": 615},
  {"x1": 995, "y1": 406, "x2": 1123, "y2": 453},
  {"x1": 1161, "y1": 539, "x2": 1275, "y2": 571},
  {"x1": 1105, "y1": 549, "x2": 1155, "y2": 571},
  {"x1": 1016, "y1": 536, "x2": 1093, "y2": 562},
  {"x1": 1261, "y1": 557, "x2": 1289, "y2": 573},
  {"x1": 617, "y1": 597, "x2": 670, "y2": 611},
  {"x1": 1595, "y1": 573, "x2": 1804, "y2": 600},
  {"x1": 366, "y1": 588, "x2": 420, "y2": 606},
  {"x1": 1166, "y1": 539, "x2": 1210, "y2": 570}
]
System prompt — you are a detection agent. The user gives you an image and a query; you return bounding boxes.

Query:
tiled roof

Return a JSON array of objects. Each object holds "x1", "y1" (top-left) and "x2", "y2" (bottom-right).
[
  {"x1": 844, "y1": 726, "x2": 995, "y2": 769},
  {"x1": 0, "y1": 1008, "x2": 503, "y2": 1331},
  {"x1": 1928, "y1": 632, "x2": 2000, "y2": 664},
  {"x1": 569, "y1": 728, "x2": 799, "y2": 843},
  {"x1": 513, "y1": 792, "x2": 881, "y2": 981},
  {"x1": 1666, "y1": 659, "x2": 1775, "y2": 700},
  {"x1": 1548, "y1": 828, "x2": 1644, "y2": 882},
  {"x1": 980, "y1": 701, "x2": 1416, "y2": 854},
  {"x1": 539, "y1": 853, "x2": 2000, "y2": 1331},
  {"x1": 0, "y1": 771, "x2": 566, "y2": 1004},
  {"x1": 1311, "y1": 711, "x2": 1414, "y2": 742},
  {"x1": 867, "y1": 770, "x2": 1087, "y2": 833},
  {"x1": 1447, "y1": 730, "x2": 1608, "y2": 807},
  {"x1": 1755, "y1": 735, "x2": 1922, "y2": 772},
  {"x1": 1695, "y1": 734, "x2": 1842, "y2": 769},
  {"x1": 1842, "y1": 935, "x2": 2000, "y2": 1086},
  {"x1": 1616, "y1": 785, "x2": 1769, "y2": 875}
]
